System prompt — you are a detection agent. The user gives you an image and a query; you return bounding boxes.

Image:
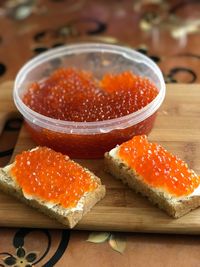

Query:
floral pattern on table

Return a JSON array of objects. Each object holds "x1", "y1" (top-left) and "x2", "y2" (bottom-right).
[{"x1": 0, "y1": 228, "x2": 70, "y2": 267}]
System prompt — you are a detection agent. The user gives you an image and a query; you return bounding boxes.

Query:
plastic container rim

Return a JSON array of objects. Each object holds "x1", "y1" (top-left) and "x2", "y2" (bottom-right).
[{"x1": 13, "y1": 43, "x2": 166, "y2": 134}]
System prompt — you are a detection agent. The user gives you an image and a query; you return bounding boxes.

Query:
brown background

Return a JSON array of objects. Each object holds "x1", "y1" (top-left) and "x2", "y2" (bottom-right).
[{"x1": 1, "y1": 0, "x2": 200, "y2": 266}]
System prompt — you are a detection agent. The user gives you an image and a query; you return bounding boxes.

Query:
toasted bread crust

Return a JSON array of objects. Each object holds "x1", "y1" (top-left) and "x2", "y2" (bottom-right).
[
  {"x1": 105, "y1": 152, "x2": 200, "y2": 218},
  {"x1": 0, "y1": 165, "x2": 105, "y2": 228}
]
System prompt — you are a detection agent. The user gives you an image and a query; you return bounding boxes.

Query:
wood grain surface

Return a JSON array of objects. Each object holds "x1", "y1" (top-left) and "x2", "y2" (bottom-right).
[{"x1": 0, "y1": 82, "x2": 200, "y2": 234}]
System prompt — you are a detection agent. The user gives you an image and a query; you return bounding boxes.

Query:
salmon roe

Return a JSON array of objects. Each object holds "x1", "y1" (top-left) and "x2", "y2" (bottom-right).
[
  {"x1": 23, "y1": 68, "x2": 158, "y2": 122},
  {"x1": 10, "y1": 147, "x2": 98, "y2": 207},
  {"x1": 118, "y1": 135, "x2": 200, "y2": 197}
]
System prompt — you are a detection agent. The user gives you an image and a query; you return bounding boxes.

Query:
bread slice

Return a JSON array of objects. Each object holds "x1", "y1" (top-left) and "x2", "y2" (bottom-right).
[
  {"x1": 105, "y1": 147, "x2": 200, "y2": 218},
  {"x1": 0, "y1": 151, "x2": 105, "y2": 228}
]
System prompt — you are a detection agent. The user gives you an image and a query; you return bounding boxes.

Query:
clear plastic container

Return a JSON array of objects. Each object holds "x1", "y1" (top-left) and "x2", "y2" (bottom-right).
[{"x1": 13, "y1": 43, "x2": 166, "y2": 158}]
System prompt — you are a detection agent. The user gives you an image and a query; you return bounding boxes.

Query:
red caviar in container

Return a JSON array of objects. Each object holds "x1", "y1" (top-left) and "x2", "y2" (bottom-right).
[
  {"x1": 13, "y1": 44, "x2": 165, "y2": 158},
  {"x1": 11, "y1": 147, "x2": 97, "y2": 207},
  {"x1": 23, "y1": 69, "x2": 158, "y2": 122},
  {"x1": 22, "y1": 68, "x2": 158, "y2": 157},
  {"x1": 118, "y1": 135, "x2": 200, "y2": 197}
]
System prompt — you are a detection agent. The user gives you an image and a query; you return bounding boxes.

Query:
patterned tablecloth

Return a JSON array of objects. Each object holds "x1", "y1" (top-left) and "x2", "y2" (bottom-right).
[{"x1": 0, "y1": 1, "x2": 200, "y2": 266}]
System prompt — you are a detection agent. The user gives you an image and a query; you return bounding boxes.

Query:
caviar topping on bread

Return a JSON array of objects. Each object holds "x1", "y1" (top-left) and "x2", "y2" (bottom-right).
[
  {"x1": 105, "y1": 135, "x2": 200, "y2": 218},
  {"x1": 0, "y1": 147, "x2": 105, "y2": 228}
]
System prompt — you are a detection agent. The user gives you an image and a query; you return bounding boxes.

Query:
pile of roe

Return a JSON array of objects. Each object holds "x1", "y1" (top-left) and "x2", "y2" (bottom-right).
[
  {"x1": 11, "y1": 147, "x2": 98, "y2": 207},
  {"x1": 118, "y1": 135, "x2": 200, "y2": 197},
  {"x1": 23, "y1": 68, "x2": 158, "y2": 122}
]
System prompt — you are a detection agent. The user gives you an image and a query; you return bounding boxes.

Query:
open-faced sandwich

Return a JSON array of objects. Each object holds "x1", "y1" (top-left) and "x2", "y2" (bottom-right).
[
  {"x1": 0, "y1": 147, "x2": 105, "y2": 228},
  {"x1": 105, "y1": 135, "x2": 200, "y2": 218}
]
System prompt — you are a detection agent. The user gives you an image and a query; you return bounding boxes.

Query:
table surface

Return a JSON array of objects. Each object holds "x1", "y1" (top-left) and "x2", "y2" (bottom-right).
[{"x1": 1, "y1": 1, "x2": 200, "y2": 266}]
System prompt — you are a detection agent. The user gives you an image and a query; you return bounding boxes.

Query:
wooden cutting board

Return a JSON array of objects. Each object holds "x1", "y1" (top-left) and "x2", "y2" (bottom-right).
[{"x1": 1, "y1": 81, "x2": 200, "y2": 234}]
